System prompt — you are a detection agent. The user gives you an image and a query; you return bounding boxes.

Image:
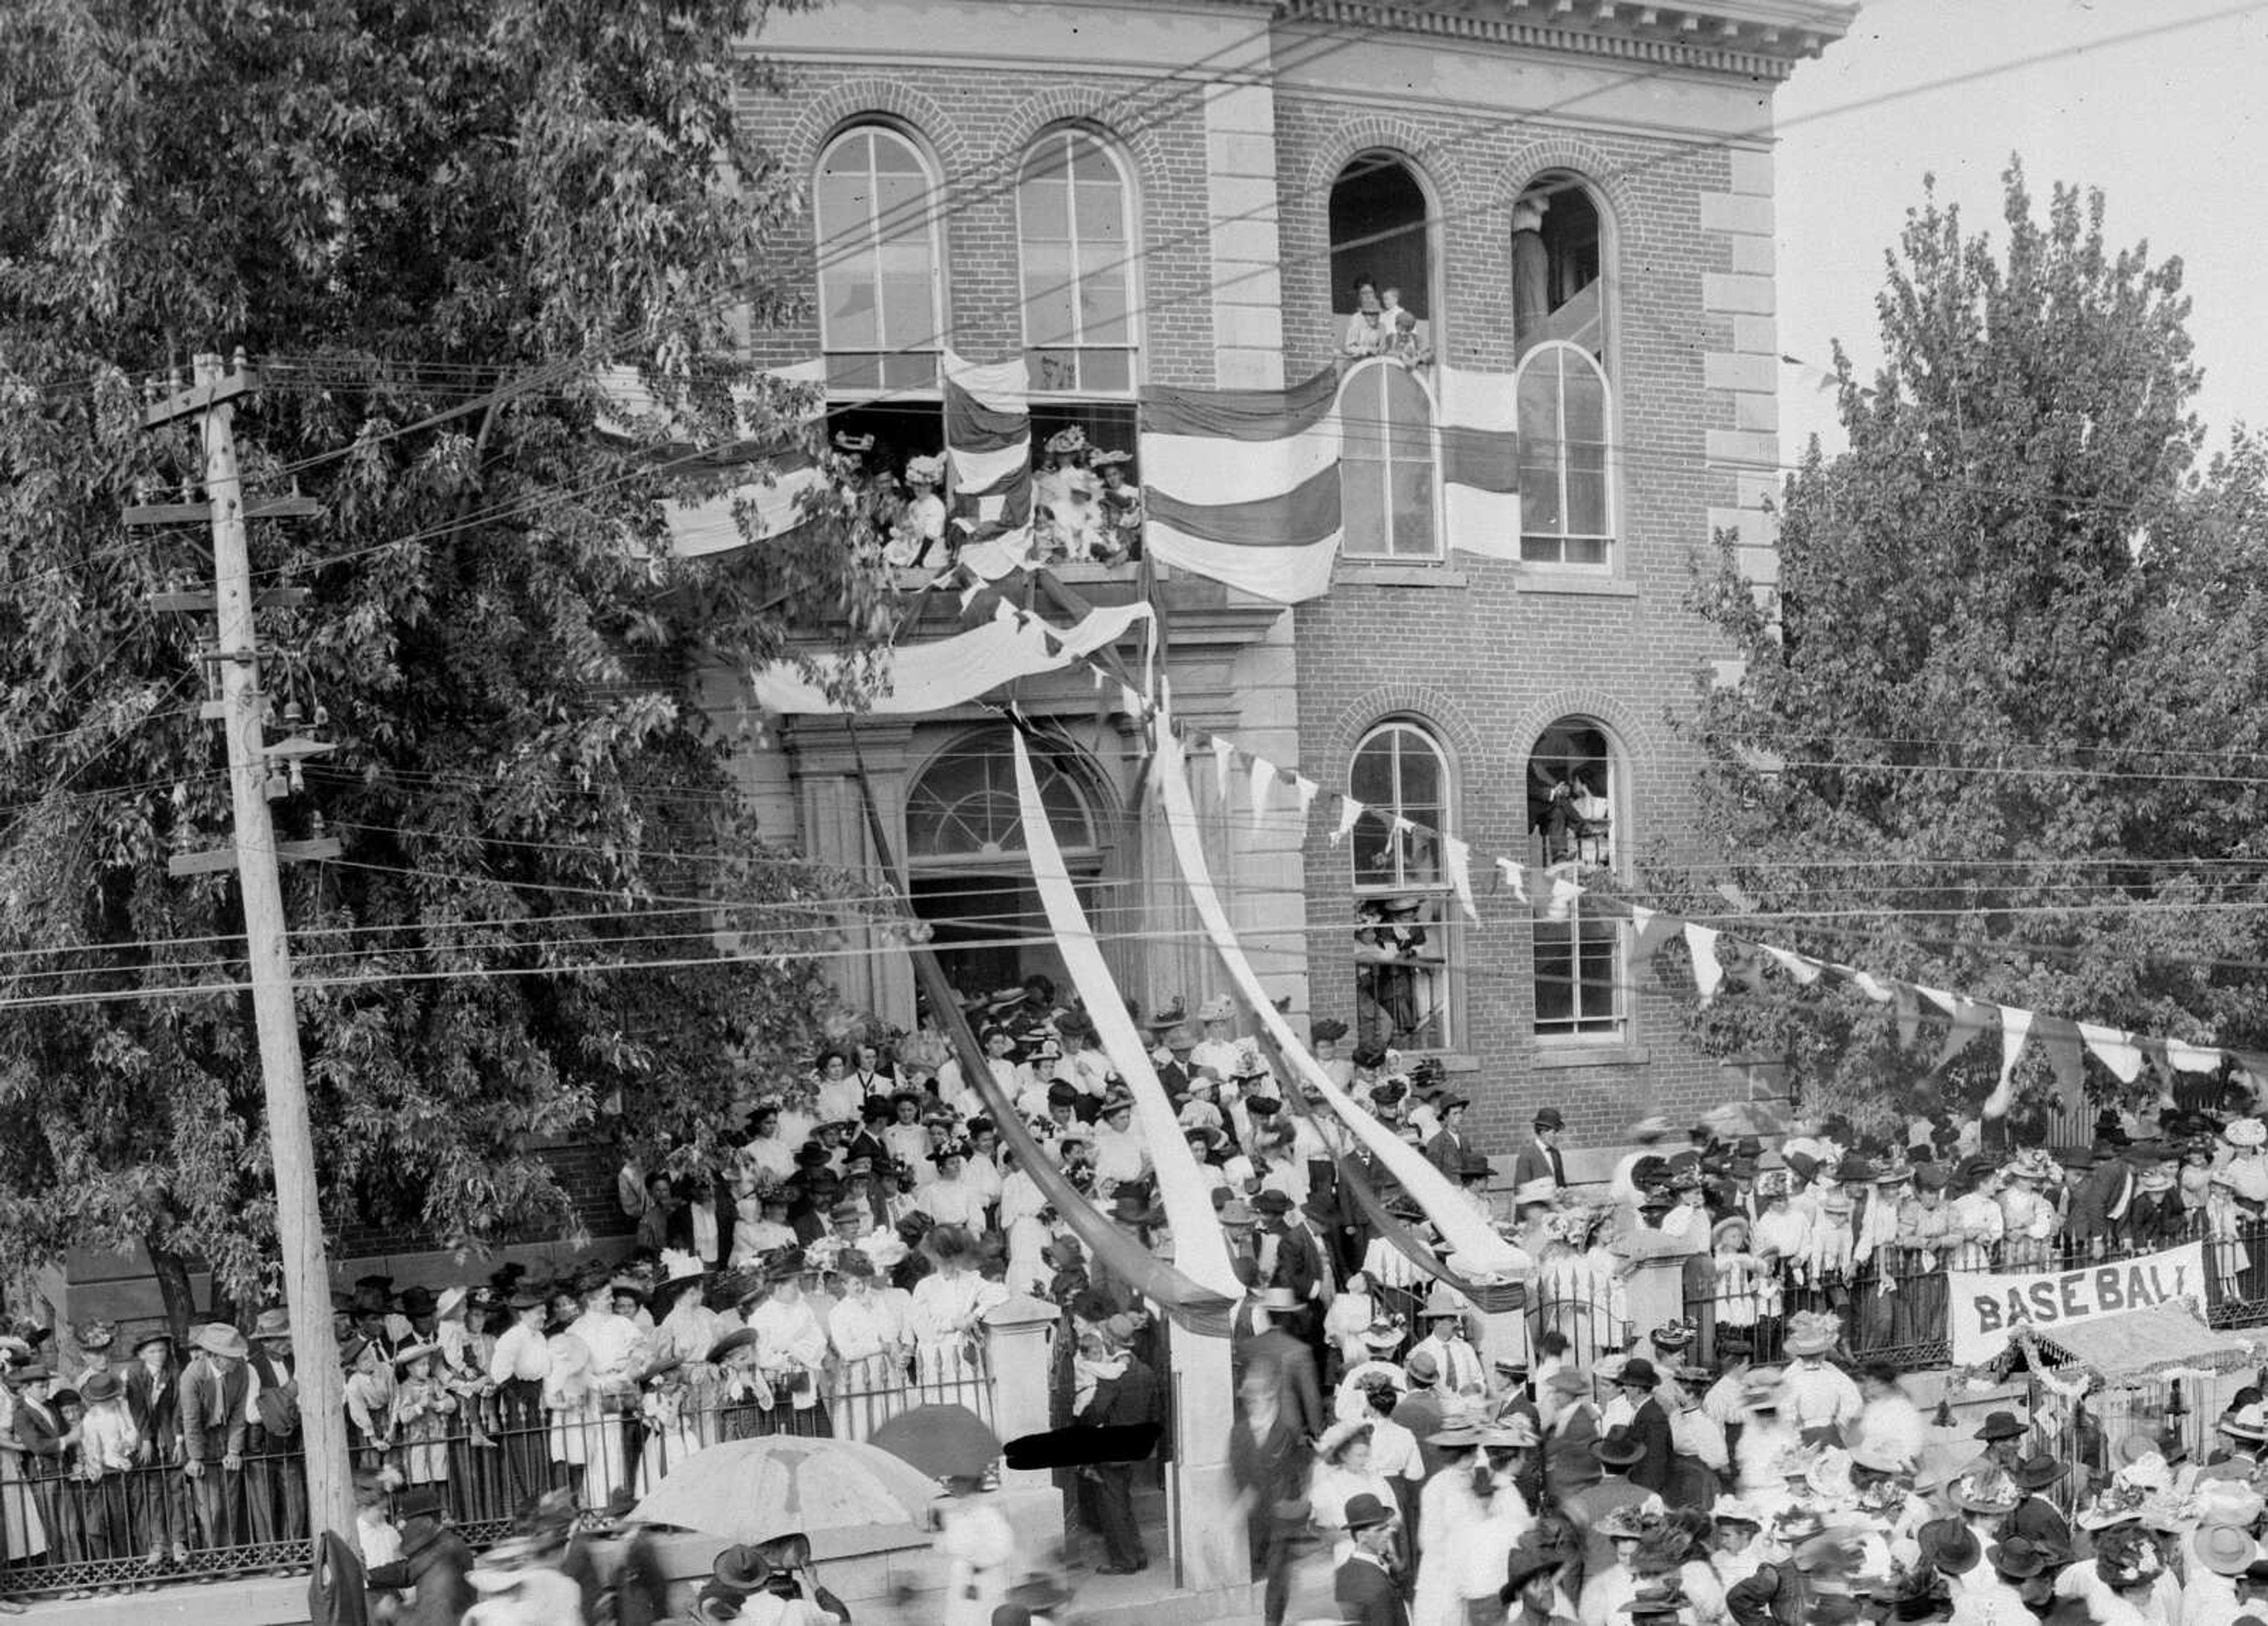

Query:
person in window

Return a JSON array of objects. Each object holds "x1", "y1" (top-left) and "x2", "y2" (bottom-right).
[
  {"x1": 1342, "y1": 276, "x2": 1388, "y2": 360},
  {"x1": 1092, "y1": 449, "x2": 1143, "y2": 563},
  {"x1": 1381, "y1": 307, "x2": 1432, "y2": 369},
  {"x1": 1032, "y1": 426, "x2": 1089, "y2": 561},
  {"x1": 1354, "y1": 898, "x2": 1426, "y2": 1043},
  {"x1": 887, "y1": 453, "x2": 949, "y2": 569}
]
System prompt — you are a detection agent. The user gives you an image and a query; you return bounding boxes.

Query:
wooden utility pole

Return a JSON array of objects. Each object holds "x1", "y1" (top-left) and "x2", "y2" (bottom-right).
[{"x1": 135, "y1": 351, "x2": 354, "y2": 1551}]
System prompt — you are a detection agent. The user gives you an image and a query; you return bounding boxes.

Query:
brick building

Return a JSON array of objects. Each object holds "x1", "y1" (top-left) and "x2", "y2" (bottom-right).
[{"x1": 725, "y1": 0, "x2": 1856, "y2": 1160}]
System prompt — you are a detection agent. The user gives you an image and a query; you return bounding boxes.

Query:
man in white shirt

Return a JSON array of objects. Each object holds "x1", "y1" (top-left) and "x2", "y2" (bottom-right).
[{"x1": 1406, "y1": 1291, "x2": 1487, "y2": 1397}]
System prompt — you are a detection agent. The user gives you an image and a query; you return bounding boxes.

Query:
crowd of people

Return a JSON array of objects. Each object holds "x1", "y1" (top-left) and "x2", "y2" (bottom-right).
[
  {"x1": 1232, "y1": 1289, "x2": 2268, "y2": 1626},
  {"x1": 2, "y1": 979, "x2": 2267, "y2": 1624}
]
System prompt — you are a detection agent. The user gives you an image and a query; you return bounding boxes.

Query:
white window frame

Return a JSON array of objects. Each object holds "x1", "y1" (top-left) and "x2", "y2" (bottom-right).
[
  {"x1": 814, "y1": 125, "x2": 946, "y2": 399},
  {"x1": 1349, "y1": 720, "x2": 1458, "y2": 1051},
  {"x1": 1528, "y1": 717, "x2": 1627, "y2": 1041},
  {"x1": 1516, "y1": 339, "x2": 1615, "y2": 568},
  {"x1": 1016, "y1": 128, "x2": 1139, "y2": 400},
  {"x1": 1338, "y1": 359, "x2": 1443, "y2": 561}
]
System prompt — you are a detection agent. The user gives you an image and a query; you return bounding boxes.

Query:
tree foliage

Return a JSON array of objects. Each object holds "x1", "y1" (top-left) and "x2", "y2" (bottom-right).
[
  {"x1": 1671, "y1": 164, "x2": 2268, "y2": 1136},
  {"x1": 0, "y1": 0, "x2": 885, "y2": 1311}
]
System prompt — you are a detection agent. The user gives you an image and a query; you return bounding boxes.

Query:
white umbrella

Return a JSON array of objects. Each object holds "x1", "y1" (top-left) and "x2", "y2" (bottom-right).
[{"x1": 630, "y1": 1435, "x2": 940, "y2": 1544}]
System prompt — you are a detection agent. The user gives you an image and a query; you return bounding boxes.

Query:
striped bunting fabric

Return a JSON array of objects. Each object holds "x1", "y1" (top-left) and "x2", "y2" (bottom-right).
[
  {"x1": 943, "y1": 350, "x2": 1032, "y2": 543},
  {"x1": 1139, "y1": 367, "x2": 1342, "y2": 604},
  {"x1": 1435, "y1": 364, "x2": 1522, "y2": 560},
  {"x1": 594, "y1": 360, "x2": 834, "y2": 560}
]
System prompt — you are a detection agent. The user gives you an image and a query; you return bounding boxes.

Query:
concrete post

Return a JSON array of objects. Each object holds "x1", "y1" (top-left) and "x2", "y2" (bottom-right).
[
  {"x1": 984, "y1": 1295, "x2": 1068, "y2": 1557},
  {"x1": 1170, "y1": 1325, "x2": 1249, "y2": 1592},
  {"x1": 1615, "y1": 1233, "x2": 1696, "y2": 1342}
]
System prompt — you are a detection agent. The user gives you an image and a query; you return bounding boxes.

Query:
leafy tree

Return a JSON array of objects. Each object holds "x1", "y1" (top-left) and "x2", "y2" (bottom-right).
[
  {"x1": 0, "y1": 0, "x2": 882, "y2": 1323},
  {"x1": 1669, "y1": 163, "x2": 2266, "y2": 1138}
]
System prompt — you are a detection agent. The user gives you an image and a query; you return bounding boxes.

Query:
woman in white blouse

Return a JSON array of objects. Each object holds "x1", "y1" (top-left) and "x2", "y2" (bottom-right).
[
  {"x1": 913, "y1": 1141, "x2": 988, "y2": 1229},
  {"x1": 910, "y1": 1226, "x2": 1007, "y2": 1401},
  {"x1": 823, "y1": 1251, "x2": 906, "y2": 1441}
]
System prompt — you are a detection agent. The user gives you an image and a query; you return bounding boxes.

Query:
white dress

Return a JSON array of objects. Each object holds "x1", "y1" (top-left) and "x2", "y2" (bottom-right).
[
  {"x1": 911, "y1": 1270, "x2": 1003, "y2": 1400},
  {"x1": 827, "y1": 1292, "x2": 906, "y2": 1441},
  {"x1": 1411, "y1": 1465, "x2": 1487, "y2": 1626}
]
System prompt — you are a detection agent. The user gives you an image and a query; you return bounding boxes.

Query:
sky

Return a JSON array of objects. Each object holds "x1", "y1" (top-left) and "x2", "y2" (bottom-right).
[{"x1": 1773, "y1": 0, "x2": 2267, "y2": 461}]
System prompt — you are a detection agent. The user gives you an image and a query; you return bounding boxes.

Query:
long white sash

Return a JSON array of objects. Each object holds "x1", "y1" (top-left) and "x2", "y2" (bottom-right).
[
  {"x1": 1010, "y1": 729, "x2": 1242, "y2": 1301},
  {"x1": 1152, "y1": 722, "x2": 1523, "y2": 1280}
]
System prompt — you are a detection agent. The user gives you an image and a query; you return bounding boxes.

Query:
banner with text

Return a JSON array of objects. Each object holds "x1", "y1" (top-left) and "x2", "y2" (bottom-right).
[{"x1": 1948, "y1": 1242, "x2": 2208, "y2": 1366}]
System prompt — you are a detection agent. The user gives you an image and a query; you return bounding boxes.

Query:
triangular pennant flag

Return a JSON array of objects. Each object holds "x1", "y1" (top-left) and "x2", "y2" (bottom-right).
[
  {"x1": 1762, "y1": 946, "x2": 1823, "y2": 985},
  {"x1": 1443, "y1": 836, "x2": 1478, "y2": 921},
  {"x1": 1331, "y1": 797, "x2": 1364, "y2": 848},
  {"x1": 1686, "y1": 924, "x2": 1725, "y2": 1005},
  {"x1": 1249, "y1": 752, "x2": 1276, "y2": 830},
  {"x1": 1544, "y1": 869, "x2": 1581, "y2": 924},
  {"x1": 1292, "y1": 775, "x2": 1320, "y2": 820},
  {"x1": 1983, "y1": 1005, "x2": 2032, "y2": 1119},
  {"x1": 1214, "y1": 735, "x2": 1236, "y2": 805},
  {"x1": 1852, "y1": 970, "x2": 1895, "y2": 1005},
  {"x1": 1119, "y1": 683, "x2": 1143, "y2": 718},
  {"x1": 1628, "y1": 904, "x2": 1680, "y2": 972},
  {"x1": 2031, "y1": 1014, "x2": 2087, "y2": 1107},
  {"x1": 1925, "y1": 991, "x2": 1995, "y2": 1074},
  {"x1": 2078, "y1": 1021, "x2": 2144, "y2": 1084},
  {"x1": 1496, "y1": 858, "x2": 1527, "y2": 904}
]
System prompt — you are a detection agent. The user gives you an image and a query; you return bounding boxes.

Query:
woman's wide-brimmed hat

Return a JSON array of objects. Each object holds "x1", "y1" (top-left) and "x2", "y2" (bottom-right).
[
  {"x1": 1950, "y1": 1467, "x2": 2023, "y2": 1517},
  {"x1": 1784, "y1": 1310, "x2": 1841, "y2": 1357}
]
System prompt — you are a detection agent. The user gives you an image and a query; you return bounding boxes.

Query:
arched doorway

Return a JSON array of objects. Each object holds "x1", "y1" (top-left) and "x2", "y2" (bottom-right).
[{"x1": 904, "y1": 730, "x2": 1109, "y2": 1005}]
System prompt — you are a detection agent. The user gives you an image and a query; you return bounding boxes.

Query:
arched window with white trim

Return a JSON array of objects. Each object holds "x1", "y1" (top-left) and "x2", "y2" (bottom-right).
[
  {"x1": 1517, "y1": 340, "x2": 1612, "y2": 566},
  {"x1": 1340, "y1": 360, "x2": 1438, "y2": 559},
  {"x1": 814, "y1": 126, "x2": 944, "y2": 393},
  {"x1": 1018, "y1": 129, "x2": 1136, "y2": 397},
  {"x1": 1527, "y1": 718, "x2": 1624, "y2": 1038},
  {"x1": 1350, "y1": 721, "x2": 1455, "y2": 1050}
]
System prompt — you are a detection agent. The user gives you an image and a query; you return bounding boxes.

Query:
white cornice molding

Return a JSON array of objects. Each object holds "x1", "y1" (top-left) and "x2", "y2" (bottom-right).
[{"x1": 1275, "y1": 0, "x2": 1858, "y2": 80}]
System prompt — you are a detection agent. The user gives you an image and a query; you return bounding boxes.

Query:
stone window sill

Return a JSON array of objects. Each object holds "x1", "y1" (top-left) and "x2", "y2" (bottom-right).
[
  {"x1": 1338, "y1": 562, "x2": 1469, "y2": 588},
  {"x1": 1517, "y1": 572, "x2": 1638, "y2": 598},
  {"x1": 1531, "y1": 1042, "x2": 1648, "y2": 1070}
]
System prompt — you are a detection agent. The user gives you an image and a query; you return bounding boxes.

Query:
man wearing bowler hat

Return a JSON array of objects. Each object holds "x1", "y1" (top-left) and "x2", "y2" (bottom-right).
[
  {"x1": 178, "y1": 1322, "x2": 253, "y2": 1551},
  {"x1": 1333, "y1": 1491, "x2": 1406, "y2": 1626},
  {"x1": 1515, "y1": 1109, "x2": 1569, "y2": 1192},
  {"x1": 1615, "y1": 1357, "x2": 1676, "y2": 1496}
]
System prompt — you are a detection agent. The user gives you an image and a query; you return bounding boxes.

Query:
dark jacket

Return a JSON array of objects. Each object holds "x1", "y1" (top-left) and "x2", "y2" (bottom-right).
[
  {"x1": 1543, "y1": 1403, "x2": 1604, "y2": 1501},
  {"x1": 365, "y1": 1523, "x2": 476, "y2": 1626},
  {"x1": 126, "y1": 1361, "x2": 184, "y2": 1461},
  {"x1": 1244, "y1": 1328, "x2": 1324, "y2": 1441},
  {"x1": 1512, "y1": 1139, "x2": 1566, "y2": 1190},
  {"x1": 11, "y1": 1396, "x2": 70, "y2": 1475},
  {"x1": 1227, "y1": 1412, "x2": 1310, "y2": 1524},
  {"x1": 1078, "y1": 1357, "x2": 1161, "y2": 1438},
  {"x1": 178, "y1": 1356, "x2": 250, "y2": 1462},
  {"x1": 1392, "y1": 1387, "x2": 1450, "y2": 1478},
  {"x1": 2009, "y1": 1493, "x2": 2072, "y2": 1550},
  {"x1": 1335, "y1": 1552, "x2": 1409, "y2": 1626},
  {"x1": 1624, "y1": 1394, "x2": 1676, "y2": 1495}
]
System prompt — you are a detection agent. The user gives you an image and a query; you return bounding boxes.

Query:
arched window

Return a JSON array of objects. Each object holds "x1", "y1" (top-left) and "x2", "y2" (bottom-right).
[
  {"x1": 1018, "y1": 129, "x2": 1136, "y2": 396},
  {"x1": 1349, "y1": 721, "x2": 1455, "y2": 1050},
  {"x1": 905, "y1": 731, "x2": 1104, "y2": 1003},
  {"x1": 1340, "y1": 360, "x2": 1438, "y2": 559},
  {"x1": 1518, "y1": 341, "x2": 1612, "y2": 566},
  {"x1": 1511, "y1": 178, "x2": 1603, "y2": 361},
  {"x1": 1527, "y1": 718, "x2": 1623, "y2": 1038},
  {"x1": 1330, "y1": 154, "x2": 1433, "y2": 360},
  {"x1": 814, "y1": 127, "x2": 944, "y2": 393}
]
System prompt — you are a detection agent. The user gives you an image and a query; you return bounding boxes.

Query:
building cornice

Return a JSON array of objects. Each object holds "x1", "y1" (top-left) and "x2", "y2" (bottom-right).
[{"x1": 1275, "y1": 0, "x2": 1858, "y2": 80}]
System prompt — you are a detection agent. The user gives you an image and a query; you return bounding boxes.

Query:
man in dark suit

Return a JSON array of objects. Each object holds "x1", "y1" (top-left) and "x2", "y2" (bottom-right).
[
  {"x1": 1512, "y1": 1108, "x2": 1569, "y2": 1192},
  {"x1": 1075, "y1": 1337, "x2": 1160, "y2": 1575},
  {"x1": 1230, "y1": 1367, "x2": 1312, "y2": 1626},
  {"x1": 1541, "y1": 1367, "x2": 1603, "y2": 1503},
  {"x1": 1391, "y1": 1349, "x2": 1450, "y2": 1478},
  {"x1": 1615, "y1": 1357, "x2": 1676, "y2": 1496},
  {"x1": 1333, "y1": 1493, "x2": 1407, "y2": 1626},
  {"x1": 244, "y1": 1309, "x2": 305, "y2": 1549},
  {"x1": 125, "y1": 1328, "x2": 191, "y2": 1564},
  {"x1": 2006, "y1": 1456, "x2": 2073, "y2": 1548},
  {"x1": 1423, "y1": 1096, "x2": 1475, "y2": 1181},
  {"x1": 1244, "y1": 1286, "x2": 1325, "y2": 1441},
  {"x1": 363, "y1": 1487, "x2": 475, "y2": 1626},
  {"x1": 2063, "y1": 1146, "x2": 2133, "y2": 1263},
  {"x1": 1563, "y1": 1429, "x2": 1654, "y2": 1580},
  {"x1": 178, "y1": 1322, "x2": 253, "y2": 1552}
]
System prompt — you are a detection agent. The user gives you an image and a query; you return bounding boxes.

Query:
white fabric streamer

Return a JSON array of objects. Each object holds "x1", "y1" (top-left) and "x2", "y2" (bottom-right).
[
  {"x1": 1009, "y1": 731, "x2": 1239, "y2": 1299},
  {"x1": 1154, "y1": 724, "x2": 1523, "y2": 1279},
  {"x1": 1443, "y1": 838, "x2": 1478, "y2": 921},
  {"x1": 1331, "y1": 798, "x2": 1364, "y2": 848},
  {"x1": 1250, "y1": 754, "x2": 1276, "y2": 831},
  {"x1": 1984, "y1": 1006, "x2": 2034, "y2": 1119}
]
